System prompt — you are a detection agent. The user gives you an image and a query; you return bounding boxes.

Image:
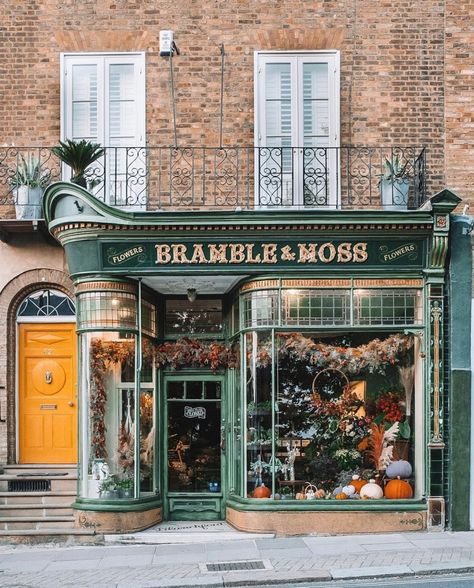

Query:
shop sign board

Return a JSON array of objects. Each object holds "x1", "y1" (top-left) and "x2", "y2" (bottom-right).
[{"x1": 100, "y1": 239, "x2": 425, "y2": 270}]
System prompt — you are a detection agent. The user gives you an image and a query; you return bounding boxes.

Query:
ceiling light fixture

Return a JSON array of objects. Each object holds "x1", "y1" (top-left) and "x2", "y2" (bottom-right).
[{"x1": 186, "y1": 288, "x2": 197, "y2": 303}]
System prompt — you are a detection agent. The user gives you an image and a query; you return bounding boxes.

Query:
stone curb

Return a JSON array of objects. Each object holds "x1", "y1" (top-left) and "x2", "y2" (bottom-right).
[{"x1": 137, "y1": 562, "x2": 474, "y2": 588}]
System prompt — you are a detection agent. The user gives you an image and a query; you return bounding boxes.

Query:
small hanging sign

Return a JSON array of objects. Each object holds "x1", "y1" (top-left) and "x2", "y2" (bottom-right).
[{"x1": 184, "y1": 406, "x2": 206, "y2": 419}]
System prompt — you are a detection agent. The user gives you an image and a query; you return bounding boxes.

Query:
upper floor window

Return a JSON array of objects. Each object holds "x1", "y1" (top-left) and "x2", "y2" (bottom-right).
[
  {"x1": 61, "y1": 53, "x2": 146, "y2": 207},
  {"x1": 255, "y1": 51, "x2": 340, "y2": 207}
]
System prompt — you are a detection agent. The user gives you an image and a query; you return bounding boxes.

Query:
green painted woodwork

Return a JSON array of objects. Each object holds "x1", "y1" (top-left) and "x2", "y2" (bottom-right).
[
  {"x1": 100, "y1": 239, "x2": 426, "y2": 271},
  {"x1": 226, "y1": 496, "x2": 427, "y2": 512},
  {"x1": 168, "y1": 494, "x2": 222, "y2": 521},
  {"x1": 73, "y1": 495, "x2": 162, "y2": 513},
  {"x1": 449, "y1": 370, "x2": 471, "y2": 530},
  {"x1": 448, "y1": 215, "x2": 473, "y2": 531},
  {"x1": 162, "y1": 374, "x2": 226, "y2": 521},
  {"x1": 41, "y1": 182, "x2": 467, "y2": 524}
]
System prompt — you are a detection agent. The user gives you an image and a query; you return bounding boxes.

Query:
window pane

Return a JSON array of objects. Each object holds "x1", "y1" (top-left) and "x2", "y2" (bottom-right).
[
  {"x1": 165, "y1": 299, "x2": 223, "y2": 334},
  {"x1": 79, "y1": 332, "x2": 136, "y2": 500},
  {"x1": 246, "y1": 332, "x2": 274, "y2": 498},
  {"x1": 265, "y1": 63, "x2": 292, "y2": 144},
  {"x1": 71, "y1": 64, "x2": 98, "y2": 140},
  {"x1": 168, "y1": 399, "x2": 221, "y2": 493},
  {"x1": 303, "y1": 63, "x2": 329, "y2": 143},
  {"x1": 282, "y1": 289, "x2": 350, "y2": 326},
  {"x1": 354, "y1": 289, "x2": 421, "y2": 326},
  {"x1": 242, "y1": 290, "x2": 278, "y2": 328}
]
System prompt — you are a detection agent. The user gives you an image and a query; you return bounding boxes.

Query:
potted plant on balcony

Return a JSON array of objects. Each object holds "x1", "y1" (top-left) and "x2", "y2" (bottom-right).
[
  {"x1": 51, "y1": 139, "x2": 104, "y2": 188},
  {"x1": 9, "y1": 154, "x2": 51, "y2": 219},
  {"x1": 379, "y1": 155, "x2": 410, "y2": 210}
]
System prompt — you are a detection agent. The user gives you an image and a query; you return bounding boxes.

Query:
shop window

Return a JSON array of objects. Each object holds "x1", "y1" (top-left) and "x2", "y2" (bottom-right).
[
  {"x1": 242, "y1": 290, "x2": 278, "y2": 328},
  {"x1": 244, "y1": 331, "x2": 417, "y2": 501},
  {"x1": 241, "y1": 287, "x2": 422, "y2": 329},
  {"x1": 354, "y1": 289, "x2": 421, "y2": 326},
  {"x1": 79, "y1": 331, "x2": 155, "y2": 499},
  {"x1": 282, "y1": 289, "x2": 350, "y2": 326},
  {"x1": 61, "y1": 53, "x2": 145, "y2": 207},
  {"x1": 141, "y1": 299, "x2": 157, "y2": 338},
  {"x1": 165, "y1": 298, "x2": 223, "y2": 334},
  {"x1": 77, "y1": 291, "x2": 137, "y2": 330}
]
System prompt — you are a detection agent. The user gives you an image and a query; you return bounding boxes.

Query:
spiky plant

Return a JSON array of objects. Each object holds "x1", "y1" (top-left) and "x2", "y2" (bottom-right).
[
  {"x1": 9, "y1": 154, "x2": 51, "y2": 189},
  {"x1": 51, "y1": 139, "x2": 104, "y2": 186},
  {"x1": 380, "y1": 155, "x2": 409, "y2": 183}
]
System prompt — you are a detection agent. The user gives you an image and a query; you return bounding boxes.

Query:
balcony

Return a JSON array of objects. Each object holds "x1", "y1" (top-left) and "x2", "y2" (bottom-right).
[{"x1": 0, "y1": 146, "x2": 426, "y2": 217}]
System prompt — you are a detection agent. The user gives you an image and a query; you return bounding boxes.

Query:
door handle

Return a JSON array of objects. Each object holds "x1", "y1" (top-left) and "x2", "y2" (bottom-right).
[
  {"x1": 68, "y1": 401, "x2": 74, "y2": 407},
  {"x1": 220, "y1": 425, "x2": 226, "y2": 454}
]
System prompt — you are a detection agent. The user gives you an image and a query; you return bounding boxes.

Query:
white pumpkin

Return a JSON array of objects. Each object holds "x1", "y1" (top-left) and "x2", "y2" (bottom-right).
[
  {"x1": 386, "y1": 460, "x2": 412, "y2": 479},
  {"x1": 332, "y1": 486, "x2": 343, "y2": 496},
  {"x1": 342, "y1": 484, "x2": 356, "y2": 496},
  {"x1": 360, "y1": 479, "x2": 383, "y2": 499}
]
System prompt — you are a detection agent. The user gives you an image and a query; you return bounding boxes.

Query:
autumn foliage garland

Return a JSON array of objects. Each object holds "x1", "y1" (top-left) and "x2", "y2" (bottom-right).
[{"x1": 89, "y1": 338, "x2": 238, "y2": 459}]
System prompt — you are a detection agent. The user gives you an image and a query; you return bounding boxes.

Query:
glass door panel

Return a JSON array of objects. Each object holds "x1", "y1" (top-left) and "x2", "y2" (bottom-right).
[{"x1": 166, "y1": 379, "x2": 222, "y2": 494}]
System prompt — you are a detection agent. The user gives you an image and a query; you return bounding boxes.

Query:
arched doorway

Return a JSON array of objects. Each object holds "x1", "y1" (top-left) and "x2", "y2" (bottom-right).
[{"x1": 17, "y1": 289, "x2": 77, "y2": 464}]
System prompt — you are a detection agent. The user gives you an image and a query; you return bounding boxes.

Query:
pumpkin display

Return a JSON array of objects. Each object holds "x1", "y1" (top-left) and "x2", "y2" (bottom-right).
[
  {"x1": 360, "y1": 479, "x2": 384, "y2": 499},
  {"x1": 384, "y1": 477, "x2": 413, "y2": 499},
  {"x1": 342, "y1": 484, "x2": 356, "y2": 496},
  {"x1": 335, "y1": 492, "x2": 349, "y2": 500},
  {"x1": 351, "y1": 475, "x2": 368, "y2": 493},
  {"x1": 253, "y1": 484, "x2": 271, "y2": 499},
  {"x1": 386, "y1": 460, "x2": 412, "y2": 480}
]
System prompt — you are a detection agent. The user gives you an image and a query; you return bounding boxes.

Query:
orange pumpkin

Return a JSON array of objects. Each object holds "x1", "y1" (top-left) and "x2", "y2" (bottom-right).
[
  {"x1": 350, "y1": 475, "x2": 367, "y2": 493},
  {"x1": 384, "y1": 477, "x2": 413, "y2": 499},
  {"x1": 335, "y1": 492, "x2": 349, "y2": 500},
  {"x1": 253, "y1": 484, "x2": 271, "y2": 499}
]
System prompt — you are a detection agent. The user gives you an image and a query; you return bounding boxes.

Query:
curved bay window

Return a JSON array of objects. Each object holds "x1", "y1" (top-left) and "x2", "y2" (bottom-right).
[
  {"x1": 241, "y1": 284, "x2": 422, "y2": 502},
  {"x1": 77, "y1": 284, "x2": 157, "y2": 501}
]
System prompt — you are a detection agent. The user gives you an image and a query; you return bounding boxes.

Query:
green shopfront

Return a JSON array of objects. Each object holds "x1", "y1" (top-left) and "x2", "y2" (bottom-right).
[{"x1": 44, "y1": 183, "x2": 461, "y2": 535}]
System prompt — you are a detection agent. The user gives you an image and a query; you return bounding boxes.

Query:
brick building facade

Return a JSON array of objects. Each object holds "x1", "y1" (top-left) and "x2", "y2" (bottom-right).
[{"x1": 0, "y1": 0, "x2": 472, "y2": 536}]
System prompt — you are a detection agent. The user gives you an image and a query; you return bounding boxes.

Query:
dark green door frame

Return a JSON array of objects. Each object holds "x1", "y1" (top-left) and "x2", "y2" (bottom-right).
[{"x1": 162, "y1": 372, "x2": 226, "y2": 521}]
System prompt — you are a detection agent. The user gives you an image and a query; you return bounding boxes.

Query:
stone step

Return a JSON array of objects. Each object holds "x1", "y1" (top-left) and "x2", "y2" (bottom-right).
[
  {"x1": 0, "y1": 528, "x2": 100, "y2": 544},
  {"x1": 3, "y1": 464, "x2": 77, "y2": 475},
  {"x1": 106, "y1": 531, "x2": 276, "y2": 544},
  {"x1": 0, "y1": 476, "x2": 77, "y2": 493},
  {"x1": 0, "y1": 491, "x2": 75, "y2": 505},
  {"x1": 0, "y1": 515, "x2": 75, "y2": 531},
  {"x1": 0, "y1": 504, "x2": 73, "y2": 517}
]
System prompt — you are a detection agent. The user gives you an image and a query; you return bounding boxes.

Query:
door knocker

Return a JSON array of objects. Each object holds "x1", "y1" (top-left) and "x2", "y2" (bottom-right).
[{"x1": 44, "y1": 371, "x2": 53, "y2": 384}]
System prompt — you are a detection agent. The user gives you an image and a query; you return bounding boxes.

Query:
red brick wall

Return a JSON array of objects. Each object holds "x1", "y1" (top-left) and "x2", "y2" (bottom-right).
[
  {"x1": 445, "y1": 1, "x2": 474, "y2": 206},
  {"x1": 1, "y1": 0, "x2": 470, "y2": 203}
]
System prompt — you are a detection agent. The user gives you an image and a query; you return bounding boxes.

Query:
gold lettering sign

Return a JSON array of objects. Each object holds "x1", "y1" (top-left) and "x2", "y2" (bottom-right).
[{"x1": 154, "y1": 242, "x2": 369, "y2": 265}]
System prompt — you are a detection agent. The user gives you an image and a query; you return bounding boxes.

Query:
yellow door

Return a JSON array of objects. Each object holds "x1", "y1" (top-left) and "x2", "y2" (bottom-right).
[{"x1": 19, "y1": 323, "x2": 77, "y2": 464}]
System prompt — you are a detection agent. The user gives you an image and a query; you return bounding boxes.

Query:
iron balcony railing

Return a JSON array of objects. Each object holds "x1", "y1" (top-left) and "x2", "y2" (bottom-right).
[{"x1": 0, "y1": 146, "x2": 426, "y2": 214}]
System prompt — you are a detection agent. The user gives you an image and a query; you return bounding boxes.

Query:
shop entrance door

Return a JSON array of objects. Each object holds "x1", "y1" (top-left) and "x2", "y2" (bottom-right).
[
  {"x1": 164, "y1": 375, "x2": 225, "y2": 520},
  {"x1": 18, "y1": 323, "x2": 77, "y2": 463}
]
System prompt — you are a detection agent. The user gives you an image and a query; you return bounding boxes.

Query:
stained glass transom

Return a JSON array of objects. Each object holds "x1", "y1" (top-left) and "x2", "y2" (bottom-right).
[{"x1": 17, "y1": 289, "x2": 75, "y2": 317}]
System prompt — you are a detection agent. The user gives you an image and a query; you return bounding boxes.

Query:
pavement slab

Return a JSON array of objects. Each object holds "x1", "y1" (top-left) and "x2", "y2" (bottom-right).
[{"x1": 0, "y1": 529, "x2": 472, "y2": 587}]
